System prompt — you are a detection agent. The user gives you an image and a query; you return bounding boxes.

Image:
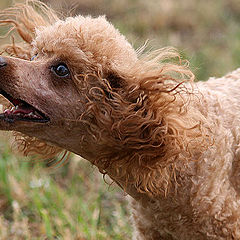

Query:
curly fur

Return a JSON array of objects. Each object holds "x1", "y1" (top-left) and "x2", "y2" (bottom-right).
[{"x1": 0, "y1": 1, "x2": 239, "y2": 239}]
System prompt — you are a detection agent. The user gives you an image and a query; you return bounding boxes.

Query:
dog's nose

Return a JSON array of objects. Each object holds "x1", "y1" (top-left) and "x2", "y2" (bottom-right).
[{"x1": 0, "y1": 57, "x2": 7, "y2": 68}]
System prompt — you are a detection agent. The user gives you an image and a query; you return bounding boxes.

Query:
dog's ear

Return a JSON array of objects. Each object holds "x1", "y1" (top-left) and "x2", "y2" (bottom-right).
[
  {"x1": 91, "y1": 71, "x2": 127, "y2": 100},
  {"x1": 106, "y1": 72, "x2": 124, "y2": 89},
  {"x1": 83, "y1": 50, "x2": 209, "y2": 196}
]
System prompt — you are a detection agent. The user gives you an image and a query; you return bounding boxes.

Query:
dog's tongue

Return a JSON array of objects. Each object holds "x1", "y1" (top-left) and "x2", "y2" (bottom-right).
[{"x1": 12, "y1": 106, "x2": 34, "y2": 114}]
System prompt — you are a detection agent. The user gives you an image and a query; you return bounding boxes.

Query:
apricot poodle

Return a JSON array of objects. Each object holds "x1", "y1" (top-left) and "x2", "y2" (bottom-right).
[{"x1": 0, "y1": 1, "x2": 239, "y2": 239}]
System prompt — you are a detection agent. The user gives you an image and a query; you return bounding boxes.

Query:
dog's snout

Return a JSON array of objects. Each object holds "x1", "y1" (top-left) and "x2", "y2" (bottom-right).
[{"x1": 0, "y1": 57, "x2": 7, "y2": 68}]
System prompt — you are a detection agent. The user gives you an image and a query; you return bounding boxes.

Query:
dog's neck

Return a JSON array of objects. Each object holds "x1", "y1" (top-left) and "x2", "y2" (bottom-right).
[
  {"x1": 66, "y1": 145, "x2": 152, "y2": 203},
  {"x1": 113, "y1": 176, "x2": 152, "y2": 204}
]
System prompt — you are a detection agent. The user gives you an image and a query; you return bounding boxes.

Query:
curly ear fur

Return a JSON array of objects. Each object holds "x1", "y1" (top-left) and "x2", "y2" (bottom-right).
[{"x1": 75, "y1": 50, "x2": 209, "y2": 196}]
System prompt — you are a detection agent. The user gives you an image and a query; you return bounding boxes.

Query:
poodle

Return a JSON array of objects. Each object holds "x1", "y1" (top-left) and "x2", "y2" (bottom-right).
[{"x1": 0, "y1": 1, "x2": 239, "y2": 239}]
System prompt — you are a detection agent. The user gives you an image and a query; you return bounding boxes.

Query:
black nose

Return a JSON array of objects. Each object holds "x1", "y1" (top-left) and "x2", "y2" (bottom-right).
[{"x1": 0, "y1": 57, "x2": 7, "y2": 68}]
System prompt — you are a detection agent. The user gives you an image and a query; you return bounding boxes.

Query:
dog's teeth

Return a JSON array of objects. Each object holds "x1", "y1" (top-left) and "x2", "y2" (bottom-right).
[
  {"x1": 28, "y1": 112, "x2": 35, "y2": 117},
  {"x1": 4, "y1": 109, "x2": 11, "y2": 114},
  {"x1": 34, "y1": 111, "x2": 42, "y2": 118},
  {"x1": 27, "y1": 112, "x2": 41, "y2": 119},
  {"x1": 15, "y1": 105, "x2": 19, "y2": 109}
]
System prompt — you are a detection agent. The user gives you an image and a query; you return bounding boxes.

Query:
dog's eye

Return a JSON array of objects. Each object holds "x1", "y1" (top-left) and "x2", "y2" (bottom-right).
[
  {"x1": 30, "y1": 54, "x2": 37, "y2": 61},
  {"x1": 51, "y1": 64, "x2": 70, "y2": 78}
]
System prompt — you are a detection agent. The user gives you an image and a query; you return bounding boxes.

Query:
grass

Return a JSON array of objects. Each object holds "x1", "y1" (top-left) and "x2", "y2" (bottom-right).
[
  {"x1": 0, "y1": 137, "x2": 131, "y2": 239},
  {"x1": 0, "y1": 0, "x2": 240, "y2": 239}
]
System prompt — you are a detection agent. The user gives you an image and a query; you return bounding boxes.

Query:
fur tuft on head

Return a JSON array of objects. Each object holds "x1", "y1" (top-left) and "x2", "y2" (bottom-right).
[{"x1": 0, "y1": 0, "x2": 59, "y2": 59}]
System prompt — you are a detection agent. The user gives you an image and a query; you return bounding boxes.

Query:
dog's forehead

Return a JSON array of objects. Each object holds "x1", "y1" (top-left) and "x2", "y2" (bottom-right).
[{"x1": 33, "y1": 15, "x2": 137, "y2": 68}]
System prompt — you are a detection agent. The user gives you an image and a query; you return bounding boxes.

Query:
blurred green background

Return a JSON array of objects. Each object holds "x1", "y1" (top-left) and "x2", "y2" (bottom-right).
[{"x1": 0, "y1": 0, "x2": 240, "y2": 239}]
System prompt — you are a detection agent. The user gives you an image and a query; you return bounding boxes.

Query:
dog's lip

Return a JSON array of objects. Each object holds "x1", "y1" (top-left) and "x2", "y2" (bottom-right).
[{"x1": 0, "y1": 89, "x2": 50, "y2": 123}]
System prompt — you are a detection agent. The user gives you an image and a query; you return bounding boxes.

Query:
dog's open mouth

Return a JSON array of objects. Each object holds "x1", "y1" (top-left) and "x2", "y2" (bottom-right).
[{"x1": 0, "y1": 90, "x2": 49, "y2": 123}]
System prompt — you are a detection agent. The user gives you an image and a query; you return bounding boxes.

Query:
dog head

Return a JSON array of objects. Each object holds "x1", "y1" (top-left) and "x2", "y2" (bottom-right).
[
  {"x1": 0, "y1": 1, "x2": 204, "y2": 196},
  {"x1": 0, "y1": 9, "x2": 138, "y2": 160}
]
